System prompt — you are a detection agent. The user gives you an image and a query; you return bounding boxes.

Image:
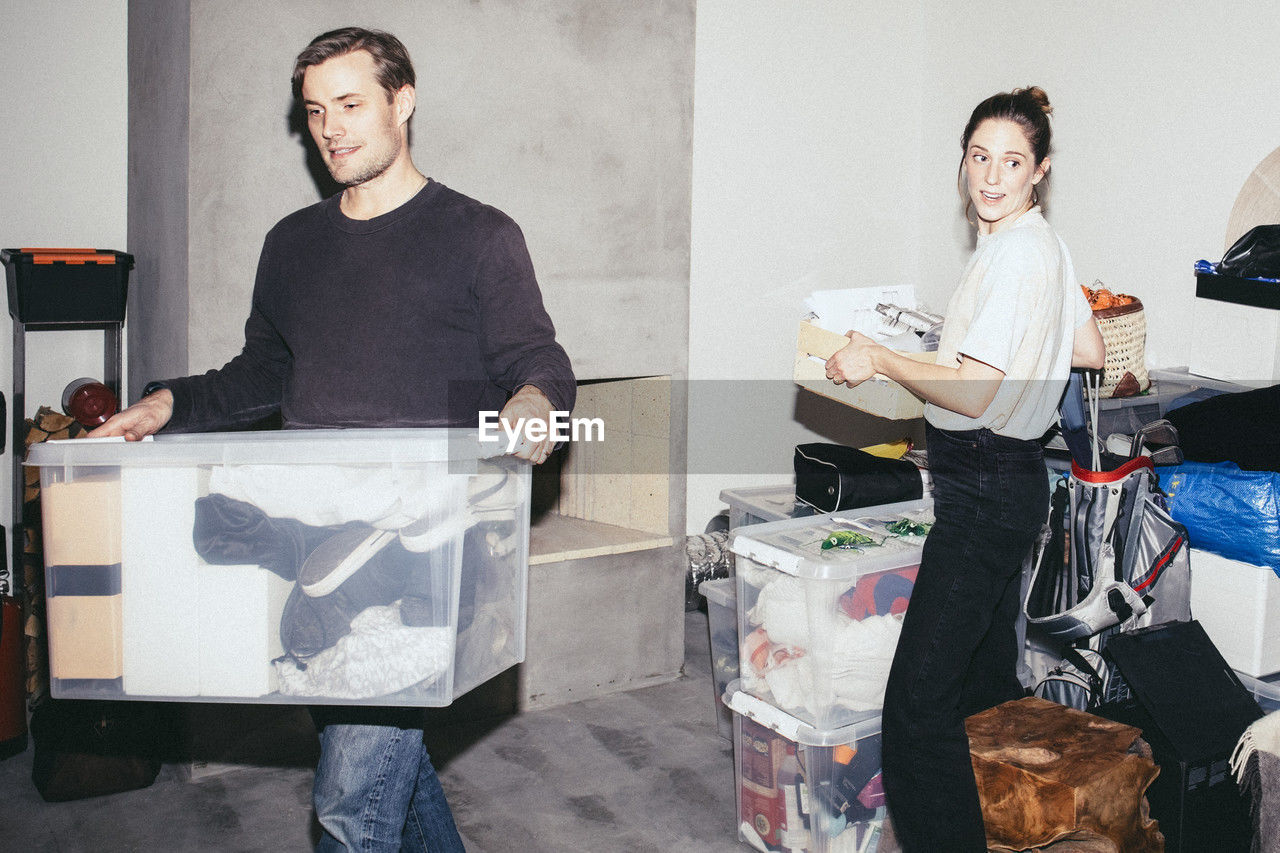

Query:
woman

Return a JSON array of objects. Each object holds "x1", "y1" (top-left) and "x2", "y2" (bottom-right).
[{"x1": 825, "y1": 87, "x2": 1106, "y2": 851}]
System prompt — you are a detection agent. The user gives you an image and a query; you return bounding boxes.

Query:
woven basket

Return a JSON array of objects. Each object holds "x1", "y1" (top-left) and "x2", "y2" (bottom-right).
[{"x1": 1094, "y1": 299, "x2": 1149, "y2": 398}]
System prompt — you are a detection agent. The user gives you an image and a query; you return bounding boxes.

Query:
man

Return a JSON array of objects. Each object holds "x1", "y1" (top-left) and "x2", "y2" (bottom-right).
[{"x1": 93, "y1": 27, "x2": 575, "y2": 851}]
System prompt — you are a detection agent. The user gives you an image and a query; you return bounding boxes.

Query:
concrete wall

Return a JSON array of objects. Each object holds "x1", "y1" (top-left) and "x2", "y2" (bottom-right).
[
  {"x1": 131, "y1": 0, "x2": 693, "y2": 387},
  {"x1": 0, "y1": 1, "x2": 129, "y2": 584},
  {"x1": 686, "y1": 0, "x2": 1280, "y2": 530}
]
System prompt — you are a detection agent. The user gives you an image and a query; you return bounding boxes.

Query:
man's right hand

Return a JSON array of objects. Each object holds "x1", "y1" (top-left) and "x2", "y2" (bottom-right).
[{"x1": 89, "y1": 389, "x2": 174, "y2": 441}]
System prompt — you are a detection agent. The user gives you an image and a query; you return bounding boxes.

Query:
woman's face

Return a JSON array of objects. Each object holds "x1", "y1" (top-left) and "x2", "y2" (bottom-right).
[{"x1": 963, "y1": 118, "x2": 1049, "y2": 235}]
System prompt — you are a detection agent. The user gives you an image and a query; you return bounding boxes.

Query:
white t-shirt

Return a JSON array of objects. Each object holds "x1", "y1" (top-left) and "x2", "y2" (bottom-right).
[{"x1": 925, "y1": 207, "x2": 1093, "y2": 440}]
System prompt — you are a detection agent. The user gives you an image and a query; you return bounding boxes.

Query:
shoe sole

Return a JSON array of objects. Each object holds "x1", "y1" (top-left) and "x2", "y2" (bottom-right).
[{"x1": 299, "y1": 527, "x2": 397, "y2": 598}]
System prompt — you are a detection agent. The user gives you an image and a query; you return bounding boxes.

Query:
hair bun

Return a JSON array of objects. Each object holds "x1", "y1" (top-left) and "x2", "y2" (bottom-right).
[{"x1": 1014, "y1": 86, "x2": 1053, "y2": 117}]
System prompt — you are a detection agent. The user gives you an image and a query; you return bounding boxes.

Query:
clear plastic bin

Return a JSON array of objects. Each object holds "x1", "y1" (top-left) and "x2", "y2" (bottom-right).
[
  {"x1": 726, "y1": 680, "x2": 886, "y2": 853},
  {"x1": 719, "y1": 484, "x2": 816, "y2": 530},
  {"x1": 1147, "y1": 367, "x2": 1254, "y2": 414},
  {"x1": 1234, "y1": 670, "x2": 1280, "y2": 715},
  {"x1": 26, "y1": 429, "x2": 530, "y2": 707},
  {"x1": 701, "y1": 576, "x2": 739, "y2": 741},
  {"x1": 731, "y1": 500, "x2": 930, "y2": 730}
]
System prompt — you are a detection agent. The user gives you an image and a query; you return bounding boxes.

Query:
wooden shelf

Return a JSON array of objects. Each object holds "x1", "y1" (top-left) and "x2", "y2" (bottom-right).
[{"x1": 528, "y1": 513, "x2": 674, "y2": 565}]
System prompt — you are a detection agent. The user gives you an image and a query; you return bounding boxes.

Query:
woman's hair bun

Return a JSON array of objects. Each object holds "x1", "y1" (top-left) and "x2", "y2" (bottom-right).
[{"x1": 1013, "y1": 86, "x2": 1053, "y2": 117}]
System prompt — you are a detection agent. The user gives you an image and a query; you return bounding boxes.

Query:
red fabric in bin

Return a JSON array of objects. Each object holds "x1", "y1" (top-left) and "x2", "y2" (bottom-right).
[{"x1": 839, "y1": 567, "x2": 918, "y2": 621}]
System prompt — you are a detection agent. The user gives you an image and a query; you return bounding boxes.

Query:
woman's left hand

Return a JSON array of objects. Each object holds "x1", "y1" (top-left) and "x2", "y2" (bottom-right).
[{"x1": 825, "y1": 331, "x2": 881, "y2": 387}]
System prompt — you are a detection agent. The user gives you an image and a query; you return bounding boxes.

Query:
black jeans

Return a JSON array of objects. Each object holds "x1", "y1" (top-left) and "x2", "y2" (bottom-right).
[{"x1": 882, "y1": 424, "x2": 1048, "y2": 852}]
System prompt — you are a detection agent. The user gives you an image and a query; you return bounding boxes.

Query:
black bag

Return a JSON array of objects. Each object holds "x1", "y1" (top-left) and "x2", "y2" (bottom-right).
[
  {"x1": 1220, "y1": 224, "x2": 1280, "y2": 280},
  {"x1": 793, "y1": 443, "x2": 922, "y2": 513},
  {"x1": 30, "y1": 699, "x2": 170, "y2": 802}
]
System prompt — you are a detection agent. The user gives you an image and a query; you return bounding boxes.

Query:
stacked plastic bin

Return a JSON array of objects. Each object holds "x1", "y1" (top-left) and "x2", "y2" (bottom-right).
[
  {"x1": 724, "y1": 498, "x2": 932, "y2": 852},
  {"x1": 701, "y1": 486, "x2": 816, "y2": 742}
]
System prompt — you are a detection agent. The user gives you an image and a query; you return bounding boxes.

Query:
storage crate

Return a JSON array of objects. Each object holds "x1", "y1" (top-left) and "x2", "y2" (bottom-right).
[
  {"x1": 720, "y1": 484, "x2": 815, "y2": 530},
  {"x1": 731, "y1": 500, "x2": 930, "y2": 730},
  {"x1": 1147, "y1": 367, "x2": 1254, "y2": 414},
  {"x1": 701, "y1": 577, "x2": 739, "y2": 742},
  {"x1": 1189, "y1": 547, "x2": 1280, "y2": 678},
  {"x1": 726, "y1": 681, "x2": 886, "y2": 853},
  {"x1": 2, "y1": 247, "x2": 133, "y2": 323},
  {"x1": 1234, "y1": 670, "x2": 1280, "y2": 715},
  {"x1": 26, "y1": 429, "x2": 530, "y2": 706},
  {"x1": 1094, "y1": 390, "x2": 1165, "y2": 439}
]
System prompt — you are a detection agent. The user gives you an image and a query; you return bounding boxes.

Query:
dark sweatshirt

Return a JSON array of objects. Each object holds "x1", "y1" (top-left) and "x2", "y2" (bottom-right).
[{"x1": 162, "y1": 180, "x2": 575, "y2": 431}]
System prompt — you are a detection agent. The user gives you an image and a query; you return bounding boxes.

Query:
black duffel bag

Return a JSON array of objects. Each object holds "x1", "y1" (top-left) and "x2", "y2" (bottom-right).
[
  {"x1": 30, "y1": 699, "x2": 172, "y2": 802},
  {"x1": 794, "y1": 443, "x2": 922, "y2": 513}
]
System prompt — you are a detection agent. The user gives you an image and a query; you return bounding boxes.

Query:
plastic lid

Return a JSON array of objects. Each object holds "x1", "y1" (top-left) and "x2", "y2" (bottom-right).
[
  {"x1": 718, "y1": 484, "x2": 810, "y2": 524},
  {"x1": 723, "y1": 679, "x2": 881, "y2": 744},
  {"x1": 698, "y1": 576, "x2": 736, "y2": 607},
  {"x1": 25, "y1": 427, "x2": 509, "y2": 469},
  {"x1": 729, "y1": 498, "x2": 932, "y2": 581}
]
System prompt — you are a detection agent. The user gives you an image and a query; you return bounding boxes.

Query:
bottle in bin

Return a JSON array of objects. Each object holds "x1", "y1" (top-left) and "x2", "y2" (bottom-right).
[
  {"x1": 778, "y1": 742, "x2": 811, "y2": 852},
  {"x1": 61, "y1": 377, "x2": 119, "y2": 428},
  {"x1": 741, "y1": 718, "x2": 787, "y2": 850}
]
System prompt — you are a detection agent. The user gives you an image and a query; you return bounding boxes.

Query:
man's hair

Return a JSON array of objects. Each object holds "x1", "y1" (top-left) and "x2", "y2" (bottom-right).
[{"x1": 292, "y1": 27, "x2": 415, "y2": 101}]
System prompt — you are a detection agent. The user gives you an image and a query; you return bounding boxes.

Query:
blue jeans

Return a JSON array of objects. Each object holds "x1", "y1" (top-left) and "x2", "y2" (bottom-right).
[
  {"x1": 312, "y1": 709, "x2": 464, "y2": 852},
  {"x1": 881, "y1": 425, "x2": 1048, "y2": 852}
]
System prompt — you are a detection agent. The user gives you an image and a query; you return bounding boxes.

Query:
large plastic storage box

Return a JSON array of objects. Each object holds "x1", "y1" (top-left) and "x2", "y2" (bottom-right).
[
  {"x1": 720, "y1": 485, "x2": 815, "y2": 530},
  {"x1": 731, "y1": 500, "x2": 930, "y2": 730},
  {"x1": 2, "y1": 248, "x2": 133, "y2": 323},
  {"x1": 701, "y1": 576, "x2": 738, "y2": 742},
  {"x1": 1147, "y1": 367, "x2": 1254, "y2": 412},
  {"x1": 1189, "y1": 547, "x2": 1280, "y2": 678},
  {"x1": 1235, "y1": 670, "x2": 1280, "y2": 714},
  {"x1": 26, "y1": 429, "x2": 530, "y2": 706},
  {"x1": 726, "y1": 681, "x2": 886, "y2": 853}
]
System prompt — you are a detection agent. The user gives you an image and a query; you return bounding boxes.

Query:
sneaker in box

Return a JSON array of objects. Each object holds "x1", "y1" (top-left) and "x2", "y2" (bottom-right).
[
  {"x1": 730, "y1": 500, "x2": 931, "y2": 730},
  {"x1": 26, "y1": 429, "x2": 530, "y2": 707}
]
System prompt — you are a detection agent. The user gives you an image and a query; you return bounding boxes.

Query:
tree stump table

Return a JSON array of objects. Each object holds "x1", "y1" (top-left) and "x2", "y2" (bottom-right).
[{"x1": 965, "y1": 696, "x2": 1163, "y2": 852}]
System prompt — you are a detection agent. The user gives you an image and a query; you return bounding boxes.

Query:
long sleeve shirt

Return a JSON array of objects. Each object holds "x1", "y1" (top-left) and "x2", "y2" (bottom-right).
[{"x1": 162, "y1": 180, "x2": 575, "y2": 431}]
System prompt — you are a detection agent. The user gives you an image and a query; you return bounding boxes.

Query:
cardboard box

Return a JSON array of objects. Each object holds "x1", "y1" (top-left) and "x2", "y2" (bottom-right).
[{"x1": 795, "y1": 320, "x2": 933, "y2": 420}]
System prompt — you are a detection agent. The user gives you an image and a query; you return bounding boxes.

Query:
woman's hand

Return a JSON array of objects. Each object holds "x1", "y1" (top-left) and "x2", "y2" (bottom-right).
[{"x1": 825, "y1": 331, "x2": 882, "y2": 387}]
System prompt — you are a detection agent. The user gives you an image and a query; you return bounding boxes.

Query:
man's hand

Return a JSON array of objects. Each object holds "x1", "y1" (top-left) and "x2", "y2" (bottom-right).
[
  {"x1": 88, "y1": 389, "x2": 174, "y2": 441},
  {"x1": 499, "y1": 385, "x2": 556, "y2": 464},
  {"x1": 825, "y1": 331, "x2": 882, "y2": 387}
]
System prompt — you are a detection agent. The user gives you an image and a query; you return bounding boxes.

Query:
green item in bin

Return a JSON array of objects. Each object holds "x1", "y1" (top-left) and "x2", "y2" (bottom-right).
[
  {"x1": 821, "y1": 530, "x2": 876, "y2": 551},
  {"x1": 886, "y1": 518, "x2": 932, "y2": 537}
]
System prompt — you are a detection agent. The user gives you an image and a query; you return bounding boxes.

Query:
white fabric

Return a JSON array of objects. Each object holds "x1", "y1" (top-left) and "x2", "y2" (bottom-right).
[
  {"x1": 745, "y1": 586, "x2": 904, "y2": 715},
  {"x1": 1232, "y1": 708, "x2": 1280, "y2": 783},
  {"x1": 208, "y1": 463, "x2": 468, "y2": 530},
  {"x1": 274, "y1": 604, "x2": 452, "y2": 699},
  {"x1": 926, "y1": 207, "x2": 1092, "y2": 440}
]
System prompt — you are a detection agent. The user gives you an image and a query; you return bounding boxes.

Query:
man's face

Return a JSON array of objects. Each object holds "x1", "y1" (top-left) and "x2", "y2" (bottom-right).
[{"x1": 301, "y1": 50, "x2": 410, "y2": 187}]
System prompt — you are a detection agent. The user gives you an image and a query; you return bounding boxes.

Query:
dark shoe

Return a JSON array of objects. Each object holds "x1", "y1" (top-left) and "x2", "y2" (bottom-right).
[
  {"x1": 279, "y1": 584, "x2": 353, "y2": 659},
  {"x1": 298, "y1": 526, "x2": 396, "y2": 598}
]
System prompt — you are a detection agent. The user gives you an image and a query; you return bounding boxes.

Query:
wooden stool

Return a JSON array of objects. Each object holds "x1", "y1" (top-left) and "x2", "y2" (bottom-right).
[{"x1": 966, "y1": 696, "x2": 1163, "y2": 852}]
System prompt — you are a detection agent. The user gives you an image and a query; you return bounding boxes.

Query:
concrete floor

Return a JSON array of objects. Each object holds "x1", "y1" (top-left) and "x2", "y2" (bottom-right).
[{"x1": 0, "y1": 609, "x2": 746, "y2": 852}]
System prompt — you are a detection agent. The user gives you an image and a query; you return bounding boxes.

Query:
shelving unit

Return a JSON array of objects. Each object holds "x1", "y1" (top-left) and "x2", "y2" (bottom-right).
[{"x1": 10, "y1": 319, "x2": 123, "y2": 592}]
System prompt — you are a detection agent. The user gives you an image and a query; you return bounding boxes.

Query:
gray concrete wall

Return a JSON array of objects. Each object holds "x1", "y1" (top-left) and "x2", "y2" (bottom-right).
[
  {"x1": 128, "y1": 0, "x2": 191, "y2": 400},
  {"x1": 133, "y1": 0, "x2": 695, "y2": 383}
]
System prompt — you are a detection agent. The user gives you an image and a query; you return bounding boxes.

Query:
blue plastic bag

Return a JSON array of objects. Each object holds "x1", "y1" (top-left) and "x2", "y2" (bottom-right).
[{"x1": 1156, "y1": 460, "x2": 1280, "y2": 572}]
